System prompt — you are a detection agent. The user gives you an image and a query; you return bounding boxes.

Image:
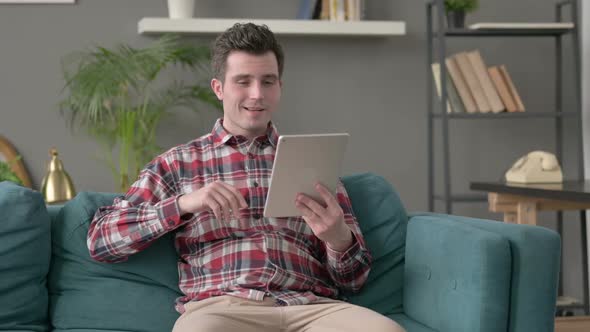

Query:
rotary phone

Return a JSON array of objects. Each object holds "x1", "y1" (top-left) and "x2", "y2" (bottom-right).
[{"x1": 505, "y1": 151, "x2": 563, "y2": 183}]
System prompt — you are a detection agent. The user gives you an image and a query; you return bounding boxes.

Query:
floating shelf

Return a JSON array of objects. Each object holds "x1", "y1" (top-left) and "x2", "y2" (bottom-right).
[{"x1": 138, "y1": 18, "x2": 406, "y2": 37}]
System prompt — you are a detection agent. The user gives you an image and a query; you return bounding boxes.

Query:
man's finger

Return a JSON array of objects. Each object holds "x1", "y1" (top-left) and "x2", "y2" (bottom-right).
[
  {"x1": 215, "y1": 184, "x2": 242, "y2": 219},
  {"x1": 296, "y1": 193, "x2": 328, "y2": 220},
  {"x1": 205, "y1": 196, "x2": 222, "y2": 221},
  {"x1": 209, "y1": 190, "x2": 231, "y2": 222},
  {"x1": 314, "y1": 183, "x2": 339, "y2": 209},
  {"x1": 219, "y1": 182, "x2": 248, "y2": 208},
  {"x1": 295, "y1": 199, "x2": 319, "y2": 223}
]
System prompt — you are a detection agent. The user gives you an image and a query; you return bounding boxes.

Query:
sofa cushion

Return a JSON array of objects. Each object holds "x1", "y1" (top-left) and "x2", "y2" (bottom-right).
[
  {"x1": 48, "y1": 192, "x2": 182, "y2": 332},
  {"x1": 0, "y1": 181, "x2": 51, "y2": 332},
  {"x1": 341, "y1": 173, "x2": 408, "y2": 315},
  {"x1": 389, "y1": 314, "x2": 438, "y2": 332}
]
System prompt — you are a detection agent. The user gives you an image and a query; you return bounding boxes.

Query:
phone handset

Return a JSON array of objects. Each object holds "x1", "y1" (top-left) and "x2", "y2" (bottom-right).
[{"x1": 529, "y1": 151, "x2": 559, "y2": 171}]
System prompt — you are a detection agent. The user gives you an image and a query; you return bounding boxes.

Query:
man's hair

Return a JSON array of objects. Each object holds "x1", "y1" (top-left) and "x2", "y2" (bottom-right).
[{"x1": 211, "y1": 23, "x2": 284, "y2": 81}]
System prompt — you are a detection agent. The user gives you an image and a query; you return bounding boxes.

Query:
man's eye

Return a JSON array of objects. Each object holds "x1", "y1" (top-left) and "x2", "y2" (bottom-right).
[
  {"x1": 237, "y1": 81, "x2": 248, "y2": 85},
  {"x1": 263, "y1": 80, "x2": 275, "y2": 85}
]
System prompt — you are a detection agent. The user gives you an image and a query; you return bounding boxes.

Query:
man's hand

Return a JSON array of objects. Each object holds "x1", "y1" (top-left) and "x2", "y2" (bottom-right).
[
  {"x1": 295, "y1": 183, "x2": 353, "y2": 252},
  {"x1": 178, "y1": 181, "x2": 248, "y2": 222}
]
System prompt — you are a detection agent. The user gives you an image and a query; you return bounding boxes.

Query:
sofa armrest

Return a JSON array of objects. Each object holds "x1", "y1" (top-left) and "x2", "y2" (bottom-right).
[
  {"x1": 405, "y1": 213, "x2": 560, "y2": 332},
  {"x1": 403, "y1": 214, "x2": 512, "y2": 331}
]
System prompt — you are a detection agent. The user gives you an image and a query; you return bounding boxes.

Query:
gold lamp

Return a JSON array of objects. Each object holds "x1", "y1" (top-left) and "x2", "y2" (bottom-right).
[{"x1": 41, "y1": 148, "x2": 76, "y2": 204}]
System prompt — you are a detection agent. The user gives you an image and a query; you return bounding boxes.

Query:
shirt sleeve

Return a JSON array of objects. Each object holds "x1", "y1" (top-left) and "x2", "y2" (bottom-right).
[
  {"x1": 324, "y1": 180, "x2": 372, "y2": 293},
  {"x1": 87, "y1": 155, "x2": 193, "y2": 263}
]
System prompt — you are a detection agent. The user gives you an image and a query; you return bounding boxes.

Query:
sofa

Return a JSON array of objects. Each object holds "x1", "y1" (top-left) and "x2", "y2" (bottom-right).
[{"x1": 0, "y1": 172, "x2": 560, "y2": 332}]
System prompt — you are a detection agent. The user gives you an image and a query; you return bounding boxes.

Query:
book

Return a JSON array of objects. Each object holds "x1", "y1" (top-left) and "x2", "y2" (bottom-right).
[
  {"x1": 453, "y1": 52, "x2": 491, "y2": 113},
  {"x1": 345, "y1": 0, "x2": 357, "y2": 21},
  {"x1": 328, "y1": 0, "x2": 346, "y2": 21},
  {"x1": 345, "y1": 0, "x2": 364, "y2": 21},
  {"x1": 335, "y1": 0, "x2": 346, "y2": 21},
  {"x1": 468, "y1": 22, "x2": 574, "y2": 30},
  {"x1": 466, "y1": 50, "x2": 504, "y2": 113},
  {"x1": 432, "y1": 63, "x2": 466, "y2": 113},
  {"x1": 499, "y1": 65, "x2": 526, "y2": 112},
  {"x1": 431, "y1": 63, "x2": 453, "y2": 113},
  {"x1": 297, "y1": 0, "x2": 319, "y2": 20},
  {"x1": 445, "y1": 57, "x2": 477, "y2": 113},
  {"x1": 320, "y1": 0, "x2": 330, "y2": 20},
  {"x1": 312, "y1": 0, "x2": 322, "y2": 19},
  {"x1": 488, "y1": 66, "x2": 518, "y2": 112}
]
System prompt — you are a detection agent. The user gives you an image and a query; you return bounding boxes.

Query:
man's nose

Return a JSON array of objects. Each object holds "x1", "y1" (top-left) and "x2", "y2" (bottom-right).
[{"x1": 249, "y1": 82, "x2": 263, "y2": 99}]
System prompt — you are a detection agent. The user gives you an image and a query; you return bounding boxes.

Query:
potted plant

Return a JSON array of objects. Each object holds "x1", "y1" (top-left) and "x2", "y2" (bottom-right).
[
  {"x1": 0, "y1": 158, "x2": 23, "y2": 186},
  {"x1": 60, "y1": 34, "x2": 220, "y2": 192},
  {"x1": 444, "y1": 0, "x2": 478, "y2": 28}
]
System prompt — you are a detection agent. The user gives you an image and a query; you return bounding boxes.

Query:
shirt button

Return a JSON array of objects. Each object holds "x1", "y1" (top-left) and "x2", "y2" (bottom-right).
[
  {"x1": 248, "y1": 153, "x2": 255, "y2": 159},
  {"x1": 253, "y1": 181, "x2": 259, "y2": 187},
  {"x1": 253, "y1": 214, "x2": 261, "y2": 219}
]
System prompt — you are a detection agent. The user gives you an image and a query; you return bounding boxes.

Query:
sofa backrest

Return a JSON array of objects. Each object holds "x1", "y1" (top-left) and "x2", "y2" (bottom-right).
[
  {"x1": 1, "y1": 173, "x2": 408, "y2": 332},
  {"x1": 0, "y1": 181, "x2": 50, "y2": 332},
  {"x1": 48, "y1": 192, "x2": 182, "y2": 332},
  {"x1": 341, "y1": 173, "x2": 408, "y2": 315}
]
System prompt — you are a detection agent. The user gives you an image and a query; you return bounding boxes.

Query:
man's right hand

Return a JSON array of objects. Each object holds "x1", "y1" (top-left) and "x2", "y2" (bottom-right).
[{"x1": 178, "y1": 181, "x2": 248, "y2": 222}]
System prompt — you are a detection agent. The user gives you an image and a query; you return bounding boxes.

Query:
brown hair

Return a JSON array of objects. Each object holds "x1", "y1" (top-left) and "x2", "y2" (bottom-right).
[{"x1": 211, "y1": 23, "x2": 284, "y2": 81}]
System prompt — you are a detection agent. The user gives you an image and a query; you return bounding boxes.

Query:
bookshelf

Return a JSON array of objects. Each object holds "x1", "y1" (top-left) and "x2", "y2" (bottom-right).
[
  {"x1": 426, "y1": 0, "x2": 586, "y2": 322},
  {"x1": 138, "y1": 18, "x2": 406, "y2": 37},
  {"x1": 426, "y1": 0, "x2": 583, "y2": 213}
]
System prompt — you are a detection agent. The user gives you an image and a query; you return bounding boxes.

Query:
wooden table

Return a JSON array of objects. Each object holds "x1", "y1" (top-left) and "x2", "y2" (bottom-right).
[{"x1": 470, "y1": 180, "x2": 590, "y2": 332}]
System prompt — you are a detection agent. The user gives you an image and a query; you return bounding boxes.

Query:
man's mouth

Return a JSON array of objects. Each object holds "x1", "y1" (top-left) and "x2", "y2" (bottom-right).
[{"x1": 243, "y1": 106, "x2": 265, "y2": 112}]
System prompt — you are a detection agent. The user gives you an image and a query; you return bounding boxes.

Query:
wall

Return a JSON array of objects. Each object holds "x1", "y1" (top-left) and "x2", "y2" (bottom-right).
[{"x1": 0, "y1": 0, "x2": 584, "y2": 300}]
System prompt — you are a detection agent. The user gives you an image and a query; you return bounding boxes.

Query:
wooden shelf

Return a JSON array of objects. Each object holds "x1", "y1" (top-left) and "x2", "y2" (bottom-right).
[{"x1": 138, "y1": 18, "x2": 406, "y2": 37}]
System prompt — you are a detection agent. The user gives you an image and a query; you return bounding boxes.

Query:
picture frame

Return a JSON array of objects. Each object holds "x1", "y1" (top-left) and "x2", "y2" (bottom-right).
[{"x1": 0, "y1": 135, "x2": 32, "y2": 187}]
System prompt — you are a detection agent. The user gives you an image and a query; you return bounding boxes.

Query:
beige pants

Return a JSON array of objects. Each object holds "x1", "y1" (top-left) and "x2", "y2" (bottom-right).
[{"x1": 173, "y1": 295, "x2": 406, "y2": 332}]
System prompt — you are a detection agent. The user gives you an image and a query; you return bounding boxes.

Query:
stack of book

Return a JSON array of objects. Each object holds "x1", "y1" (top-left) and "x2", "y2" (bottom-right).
[
  {"x1": 297, "y1": 0, "x2": 365, "y2": 21},
  {"x1": 431, "y1": 50, "x2": 525, "y2": 114}
]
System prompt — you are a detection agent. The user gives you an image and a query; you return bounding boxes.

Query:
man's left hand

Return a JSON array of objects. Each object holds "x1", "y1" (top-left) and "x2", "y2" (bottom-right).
[{"x1": 295, "y1": 183, "x2": 353, "y2": 252}]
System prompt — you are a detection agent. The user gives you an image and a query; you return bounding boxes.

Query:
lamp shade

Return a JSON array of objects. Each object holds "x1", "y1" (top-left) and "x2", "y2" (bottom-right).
[{"x1": 41, "y1": 148, "x2": 76, "y2": 204}]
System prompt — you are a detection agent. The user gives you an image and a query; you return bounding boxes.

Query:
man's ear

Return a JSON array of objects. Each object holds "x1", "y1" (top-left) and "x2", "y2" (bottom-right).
[{"x1": 211, "y1": 78, "x2": 223, "y2": 100}]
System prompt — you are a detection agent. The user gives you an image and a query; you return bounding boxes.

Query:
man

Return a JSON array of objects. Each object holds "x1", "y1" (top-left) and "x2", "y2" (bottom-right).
[{"x1": 88, "y1": 23, "x2": 404, "y2": 332}]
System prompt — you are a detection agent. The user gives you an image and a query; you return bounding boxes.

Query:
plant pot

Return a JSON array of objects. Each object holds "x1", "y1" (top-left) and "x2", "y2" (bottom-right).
[
  {"x1": 167, "y1": 0, "x2": 195, "y2": 19},
  {"x1": 446, "y1": 10, "x2": 466, "y2": 28}
]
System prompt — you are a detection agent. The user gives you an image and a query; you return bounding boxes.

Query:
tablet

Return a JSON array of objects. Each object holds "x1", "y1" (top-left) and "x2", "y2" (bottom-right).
[{"x1": 263, "y1": 133, "x2": 349, "y2": 218}]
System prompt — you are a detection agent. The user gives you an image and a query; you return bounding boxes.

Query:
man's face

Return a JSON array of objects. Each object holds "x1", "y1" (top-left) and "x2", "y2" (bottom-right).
[{"x1": 211, "y1": 51, "x2": 282, "y2": 139}]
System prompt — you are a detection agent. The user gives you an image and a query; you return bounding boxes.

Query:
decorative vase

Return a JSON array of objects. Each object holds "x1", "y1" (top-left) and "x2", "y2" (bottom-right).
[
  {"x1": 446, "y1": 10, "x2": 466, "y2": 28},
  {"x1": 167, "y1": 0, "x2": 195, "y2": 19}
]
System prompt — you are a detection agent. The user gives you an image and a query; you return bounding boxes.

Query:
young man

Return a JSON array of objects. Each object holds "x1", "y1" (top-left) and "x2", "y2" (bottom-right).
[{"x1": 87, "y1": 23, "x2": 405, "y2": 332}]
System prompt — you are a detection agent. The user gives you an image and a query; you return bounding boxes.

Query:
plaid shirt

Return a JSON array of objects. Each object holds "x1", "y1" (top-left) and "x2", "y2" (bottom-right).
[{"x1": 88, "y1": 119, "x2": 371, "y2": 313}]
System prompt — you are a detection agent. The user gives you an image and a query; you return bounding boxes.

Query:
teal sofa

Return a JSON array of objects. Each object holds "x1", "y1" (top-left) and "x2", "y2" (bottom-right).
[{"x1": 0, "y1": 173, "x2": 560, "y2": 332}]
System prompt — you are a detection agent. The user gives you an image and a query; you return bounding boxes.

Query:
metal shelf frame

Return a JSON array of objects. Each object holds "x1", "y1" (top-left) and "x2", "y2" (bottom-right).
[{"x1": 426, "y1": 0, "x2": 584, "y2": 214}]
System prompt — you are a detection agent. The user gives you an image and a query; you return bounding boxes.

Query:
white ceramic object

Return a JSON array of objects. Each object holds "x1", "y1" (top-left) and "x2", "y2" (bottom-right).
[{"x1": 167, "y1": 0, "x2": 195, "y2": 19}]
